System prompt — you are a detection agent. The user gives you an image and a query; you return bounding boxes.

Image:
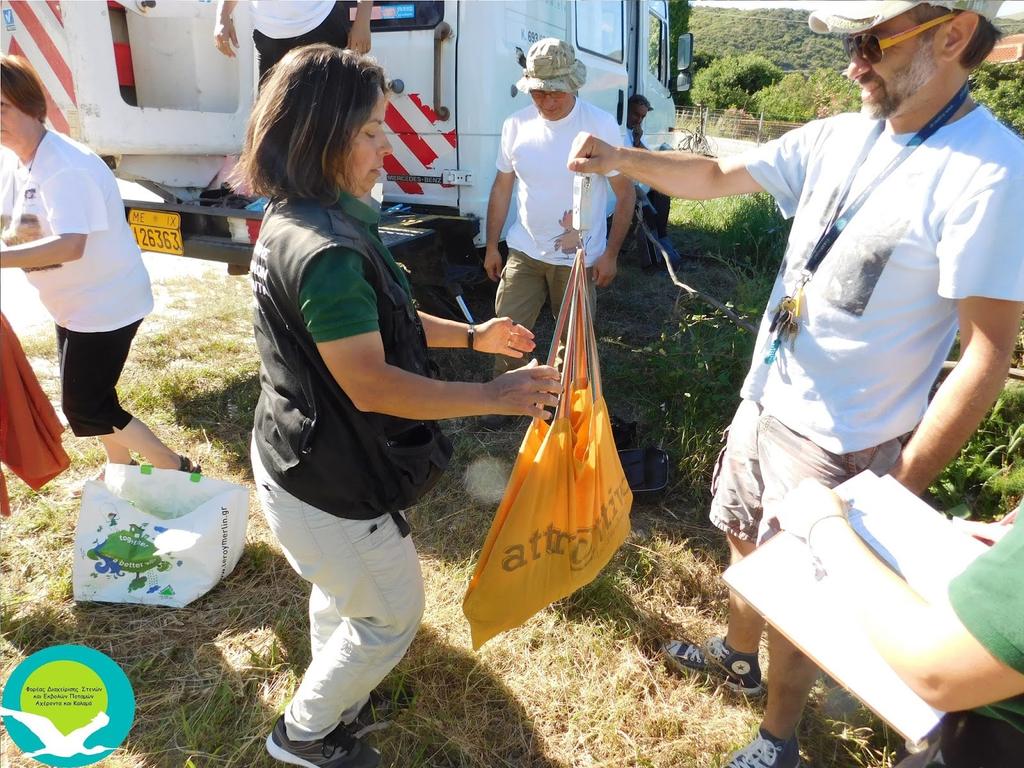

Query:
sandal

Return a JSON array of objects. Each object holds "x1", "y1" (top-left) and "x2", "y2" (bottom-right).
[{"x1": 178, "y1": 455, "x2": 202, "y2": 474}]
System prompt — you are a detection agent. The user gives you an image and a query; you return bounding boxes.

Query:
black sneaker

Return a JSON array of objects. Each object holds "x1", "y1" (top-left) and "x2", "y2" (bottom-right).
[
  {"x1": 265, "y1": 715, "x2": 380, "y2": 768},
  {"x1": 662, "y1": 635, "x2": 764, "y2": 696},
  {"x1": 351, "y1": 687, "x2": 414, "y2": 738},
  {"x1": 725, "y1": 730, "x2": 801, "y2": 768}
]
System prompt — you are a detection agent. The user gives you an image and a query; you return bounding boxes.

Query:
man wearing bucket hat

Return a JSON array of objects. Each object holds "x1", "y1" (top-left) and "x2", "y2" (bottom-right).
[
  {"x1": 482, "y1": 38, "x2": 634, "y2": 423},
  {"x1": 569, "y1": 2, "x2": 1023, "y2": 766}
]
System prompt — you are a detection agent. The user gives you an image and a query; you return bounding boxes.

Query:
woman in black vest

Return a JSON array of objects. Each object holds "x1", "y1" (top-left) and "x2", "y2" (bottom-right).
[{"x1": 233, "y1": 45, "x2": 560, "y2": 768}]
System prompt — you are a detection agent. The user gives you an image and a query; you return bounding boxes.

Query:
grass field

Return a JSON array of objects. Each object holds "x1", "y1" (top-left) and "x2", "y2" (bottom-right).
[{"x1": 2, "y1": 197, "x2": 1019, "y2": 768}]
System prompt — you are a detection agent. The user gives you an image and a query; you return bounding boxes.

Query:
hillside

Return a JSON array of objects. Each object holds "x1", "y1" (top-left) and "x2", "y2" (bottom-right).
[
  {"x1": 688, "y1": 6, "x2": 1024, "y2": 73},
  {"x1": 688, "y1": 6, "x2": 846, "y2": 72}
]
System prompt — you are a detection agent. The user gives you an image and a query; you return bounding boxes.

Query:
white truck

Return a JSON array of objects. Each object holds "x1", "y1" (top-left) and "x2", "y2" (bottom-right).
[{"x1": 1, "y1": 0, "x2": 690, "y2": 318}]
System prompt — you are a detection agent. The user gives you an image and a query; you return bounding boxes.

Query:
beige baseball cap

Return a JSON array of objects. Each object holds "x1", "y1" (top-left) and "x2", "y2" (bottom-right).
[
  {"x1": 808, "y1": 1, "x2": 1003, "y2": 34},
  {"x1": 515, "y1": 38, "x2": 587, "y2": 94}
]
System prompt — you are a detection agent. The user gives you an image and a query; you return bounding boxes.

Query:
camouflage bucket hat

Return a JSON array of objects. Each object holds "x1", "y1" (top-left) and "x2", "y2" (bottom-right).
[
  {"x1": 516, "y1": 38, "x2": 587, "y2": 94},
  {"x1": 808, "y1": 1, "x2": 1003, "y2": 34}
]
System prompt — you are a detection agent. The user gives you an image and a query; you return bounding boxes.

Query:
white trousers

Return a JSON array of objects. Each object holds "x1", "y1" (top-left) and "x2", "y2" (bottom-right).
[{"x1": 252, "y1": 439, "x2": 425, "y2": 742}]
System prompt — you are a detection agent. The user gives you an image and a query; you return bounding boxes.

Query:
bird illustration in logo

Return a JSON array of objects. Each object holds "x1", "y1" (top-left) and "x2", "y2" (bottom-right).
[
  {"x1": 0, "y1": 706, "x2": 115, "y2": 759},
  {"x1": 553, "y1": 210, "x2": 582, "y2": 254},
  {"x1": 152, "y1": 528, "x2": 202, "y2": 556}
]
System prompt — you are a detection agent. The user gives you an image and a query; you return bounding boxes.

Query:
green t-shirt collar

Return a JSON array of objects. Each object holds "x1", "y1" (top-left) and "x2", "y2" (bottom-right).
[{"x1": 336, "y1": 190, "x2": 379, "y2": 227}]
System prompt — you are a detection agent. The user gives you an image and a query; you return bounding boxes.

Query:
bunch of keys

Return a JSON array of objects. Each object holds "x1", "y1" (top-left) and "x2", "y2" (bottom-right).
[{"x1": 764, "y1": 293, "x2": 802, "y2": 365}]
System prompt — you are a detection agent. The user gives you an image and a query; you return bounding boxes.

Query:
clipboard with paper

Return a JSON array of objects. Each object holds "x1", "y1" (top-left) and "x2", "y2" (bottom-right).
[{"x1": 722, "y1": 471, "x2": 988, "y2": 743}]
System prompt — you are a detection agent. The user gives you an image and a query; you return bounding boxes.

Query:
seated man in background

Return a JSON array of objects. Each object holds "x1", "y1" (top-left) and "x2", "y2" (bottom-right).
[{"x1": 626, "y1": 94, "x2": 680, "y2": 270}]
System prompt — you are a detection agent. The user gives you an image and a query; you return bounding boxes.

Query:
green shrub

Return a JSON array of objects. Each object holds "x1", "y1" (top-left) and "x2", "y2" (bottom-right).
[
  {"x1": 931, "y1": 383, "x2": 1024, "y2": 520},
  {"x1": 753, "y1": 69, "x2": 860, "y2": 122},
  {"x1": 673, "y1": 193, "x2": 790, "y2": 277},
  {"x1": 971, "y1": 62, "x2": 1024, "y2": 137},
  {"x1": 754, "y1": 72, "x2": 816, "y2": 121},
  {"x1": 691, "y1": 54, "x2": 782, "y2": 111}
]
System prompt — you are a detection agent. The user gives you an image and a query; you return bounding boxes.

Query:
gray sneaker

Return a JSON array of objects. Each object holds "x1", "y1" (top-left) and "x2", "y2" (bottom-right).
[
  {"x1": 266, "y1": 715, "x2": 380, "y2": 768},
  {"x1": 662, "y1": 635, "x2": 764, "y2": 696}
]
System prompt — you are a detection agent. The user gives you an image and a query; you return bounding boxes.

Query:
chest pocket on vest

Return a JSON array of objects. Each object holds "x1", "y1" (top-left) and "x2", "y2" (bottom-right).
[{"x1": 379, "y1": 280, "x2": 429, "y2": 376}]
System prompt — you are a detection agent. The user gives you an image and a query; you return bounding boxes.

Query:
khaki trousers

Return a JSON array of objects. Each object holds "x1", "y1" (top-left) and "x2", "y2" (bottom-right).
[
  {"x1": 493, "y1": 248, "x2": 597, "y2": 375},
  {"x1": 251, "y1": 438, "x2": 424, "y2": 742}
]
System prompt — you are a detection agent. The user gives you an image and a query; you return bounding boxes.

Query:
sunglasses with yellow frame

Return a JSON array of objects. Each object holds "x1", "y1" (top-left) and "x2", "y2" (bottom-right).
[{"x1": 842, "y1": 12, "x2": 957, "y2": 63}]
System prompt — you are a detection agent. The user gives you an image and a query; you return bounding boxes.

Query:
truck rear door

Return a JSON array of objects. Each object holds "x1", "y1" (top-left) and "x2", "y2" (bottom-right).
[
  {"x1": 1, "y1": 0, "x2": 254, "y2": 189},
  {"x1": 364, "y1": 1, "x2": 459, "y2": 211},
  {"x1": 631, "y1": 0, "x2": 674, "y2": 147},
  {"x1": 572, "y1": 1, "x2": 628, "y2": 131}
]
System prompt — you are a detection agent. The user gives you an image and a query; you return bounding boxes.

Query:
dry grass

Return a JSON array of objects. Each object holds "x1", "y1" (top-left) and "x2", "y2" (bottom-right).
[{"x1": 1, "y1": 243, "x2": 899, "y2": 767}]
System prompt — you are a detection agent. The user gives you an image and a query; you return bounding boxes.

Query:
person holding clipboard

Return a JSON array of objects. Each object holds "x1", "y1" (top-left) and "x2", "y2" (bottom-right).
[{"x1": 778, "y1": 481, "x2": 1024, "y2": 768}]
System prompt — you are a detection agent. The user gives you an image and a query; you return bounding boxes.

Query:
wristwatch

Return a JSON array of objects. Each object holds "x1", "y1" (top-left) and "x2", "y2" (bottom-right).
[{"x1": 467, "y1": 324, "x2": 476, "y2": 350}]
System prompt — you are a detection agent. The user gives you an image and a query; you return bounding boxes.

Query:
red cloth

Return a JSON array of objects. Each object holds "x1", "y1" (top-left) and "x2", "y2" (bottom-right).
[{"x1": 0, "y1": 312, "x2": 71, "y2": 516}]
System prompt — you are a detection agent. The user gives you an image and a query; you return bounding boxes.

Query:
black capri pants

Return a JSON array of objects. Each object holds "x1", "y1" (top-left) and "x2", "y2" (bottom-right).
[{"x1": 56, "y1": 319, "x2": 142, "y2": 437}]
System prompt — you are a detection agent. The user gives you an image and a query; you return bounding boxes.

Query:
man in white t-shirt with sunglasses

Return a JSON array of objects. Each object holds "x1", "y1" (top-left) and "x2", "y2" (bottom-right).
[{"x1": 569, "y1": 2, "x2": 1023, "y2": 766}]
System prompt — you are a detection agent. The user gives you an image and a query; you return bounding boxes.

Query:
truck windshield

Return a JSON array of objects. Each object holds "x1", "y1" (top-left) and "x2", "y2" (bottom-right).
[{"x1": 350, "y1": 1, "x2": 445, "y2": 31}]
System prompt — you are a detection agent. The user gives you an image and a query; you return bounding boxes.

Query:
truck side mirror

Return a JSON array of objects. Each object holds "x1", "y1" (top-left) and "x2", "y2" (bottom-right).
[
  {"x1": 677, "y1": 33, "x2": 693, "y2": 71},
  {"x1": 675, "y1": 33, "x2": 693, "y2": 93}
]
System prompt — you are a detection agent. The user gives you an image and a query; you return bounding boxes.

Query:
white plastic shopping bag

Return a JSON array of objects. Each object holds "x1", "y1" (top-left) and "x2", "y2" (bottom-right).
[{"x1": 73, "y1": 464, "x2": 248, "y2": 608}]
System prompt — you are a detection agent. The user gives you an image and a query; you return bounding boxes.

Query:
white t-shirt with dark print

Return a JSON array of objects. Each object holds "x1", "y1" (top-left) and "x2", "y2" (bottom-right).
[
  {"x1": 740, "y1": 106, "x2": 1024, "y2": 454},
  {"x1": 0, "y1": 131, "x2": 153, "y2": 332},
  {"x1": 497, "y1": 98, "x2": 622, "y2": 267}
]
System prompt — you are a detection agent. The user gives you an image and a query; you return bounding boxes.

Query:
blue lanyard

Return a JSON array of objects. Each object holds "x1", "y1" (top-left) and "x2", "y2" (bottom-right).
[
  {"x1": 802, "y1": 82, "x2": 969, "y2": 276},
  {"x1": 762, "y1": 83, "x2": 970, "y2": 367}
]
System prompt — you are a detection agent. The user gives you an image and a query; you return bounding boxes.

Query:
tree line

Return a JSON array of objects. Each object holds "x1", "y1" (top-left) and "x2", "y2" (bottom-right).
[{"x1": 679, "y1": 5, "x2": 1022, "y2": 134}]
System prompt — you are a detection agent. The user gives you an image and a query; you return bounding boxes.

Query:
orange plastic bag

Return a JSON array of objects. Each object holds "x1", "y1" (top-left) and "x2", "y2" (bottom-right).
[{"x1": 463, "y1": 253, "x2": 632, "y2": 649}]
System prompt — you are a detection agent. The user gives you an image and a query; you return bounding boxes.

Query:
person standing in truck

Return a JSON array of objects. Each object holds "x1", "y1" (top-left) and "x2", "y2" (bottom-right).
[
  {"x1": 481, "y1": 38, "x2": 635, "y2": 429},
  {"x1": 0, "y1": 54, "x2": 200, "y2": 478},
  {"x1": 214, "y1": 0, "x2": 374, "y2": 85},
  {"x1": 234, "y1": 44, "x2": 561, "y2": 768}
]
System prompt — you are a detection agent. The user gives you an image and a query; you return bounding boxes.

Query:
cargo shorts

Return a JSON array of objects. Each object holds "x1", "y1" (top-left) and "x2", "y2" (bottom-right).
[{"x1": 709, "y1": 399, "x2": 904, "y2": 543}]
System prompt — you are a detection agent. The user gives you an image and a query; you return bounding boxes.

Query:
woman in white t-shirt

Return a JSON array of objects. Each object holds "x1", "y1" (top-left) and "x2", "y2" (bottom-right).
[{"x1": 0, "y1": 55, "x2": 198, "y2": 477}]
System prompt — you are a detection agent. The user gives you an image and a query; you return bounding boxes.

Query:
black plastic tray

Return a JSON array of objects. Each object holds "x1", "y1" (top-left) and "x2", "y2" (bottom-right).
[{"x1": 618, "y1": 447, "x2": 669, "y2": 502}]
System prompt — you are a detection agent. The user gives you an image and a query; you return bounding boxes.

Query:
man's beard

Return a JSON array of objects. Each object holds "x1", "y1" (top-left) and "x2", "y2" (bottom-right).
[{"x1": 861, "y1": 40, "x2": 938, "y2": 120}]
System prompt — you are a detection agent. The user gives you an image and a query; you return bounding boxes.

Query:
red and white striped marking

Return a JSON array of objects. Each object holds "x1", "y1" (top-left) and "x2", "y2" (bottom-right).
[
  {"x1": 384, "y1": 93, "x2": 458, "y2": 195},
  {"x1": 5, "y1": 1, "x2": 75, "y2": 135}
]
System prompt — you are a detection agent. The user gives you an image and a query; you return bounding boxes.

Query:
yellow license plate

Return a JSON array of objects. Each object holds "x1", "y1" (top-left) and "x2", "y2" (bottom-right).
[{"x1": 129, "y1": 209, "x2": 183, "y2": 255}]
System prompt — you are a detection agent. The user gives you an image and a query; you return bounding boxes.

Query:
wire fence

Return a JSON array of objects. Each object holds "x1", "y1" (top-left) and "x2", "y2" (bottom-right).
[{"x1": 675, "y1": 105, "x2": 803, "y2": 146}]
